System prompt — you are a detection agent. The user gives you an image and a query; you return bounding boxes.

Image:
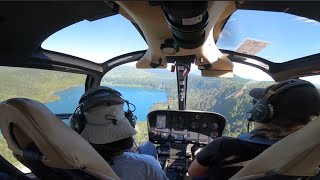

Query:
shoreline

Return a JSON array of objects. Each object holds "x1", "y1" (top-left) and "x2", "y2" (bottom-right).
[
  {"x1": 45, "y1": 85, "x2": 170, "y2": 120},
  {"x1": 44, "y1": 84, "x2": 84, "y2": 104},
  {"x1": 102, "y1": 83, "x2": 167, "y2": 92}
]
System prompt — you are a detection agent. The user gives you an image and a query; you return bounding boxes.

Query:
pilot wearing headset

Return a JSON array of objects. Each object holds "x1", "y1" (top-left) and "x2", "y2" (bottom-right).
[
  {"x1": 188, "y1": 79, "x2": 320, "y2": 180},
  {"x1": 70, "y1": 86, "x2": 168, "y2": 180}
]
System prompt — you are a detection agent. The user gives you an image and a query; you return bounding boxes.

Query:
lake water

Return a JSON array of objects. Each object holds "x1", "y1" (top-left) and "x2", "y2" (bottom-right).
[{"x1": 45, "y1": 86, "x2": 168, "y2": 122}]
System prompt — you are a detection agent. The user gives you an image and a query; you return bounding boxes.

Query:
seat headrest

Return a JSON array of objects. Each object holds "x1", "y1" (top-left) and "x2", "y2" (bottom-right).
[
  {"x1": 0, "y1": 98, "x2": 120, "y2": 180},
  {"x1": 231, "y1": 116, "x2": 320, "y2": 180}
]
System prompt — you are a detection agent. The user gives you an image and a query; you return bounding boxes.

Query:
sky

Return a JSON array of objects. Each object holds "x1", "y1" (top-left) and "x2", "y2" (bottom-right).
[
  {"x1": 217, "y1": 10, "x2": 320, "y2": 63},
  {"x1": 42, "y1": 10, "x2": 320, "y2": 84}
]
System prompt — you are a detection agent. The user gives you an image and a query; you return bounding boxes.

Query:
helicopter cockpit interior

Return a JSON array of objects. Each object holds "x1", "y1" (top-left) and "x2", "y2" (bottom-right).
[
  {"x1": 147, "y1": 110, "x2": 225, "y2": 179},
  {"x1": 2, "y1": 1, "x2": 320, "y2": 180}
]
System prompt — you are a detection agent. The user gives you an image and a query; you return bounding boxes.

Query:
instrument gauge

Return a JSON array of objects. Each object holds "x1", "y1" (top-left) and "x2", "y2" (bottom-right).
[
  {"x1": 161, "y1": 133, "x2": 168, "y2": 139},
  {"x1": 175, "y1": 116, "x2": 184, "y2": 130},
  {"x1": 202, "y1": 123, "x2": 208, "y2": 129},
  {"x1": 191, "y1": 122, "x2": 199, "y2": 129},
  {"x1": 212, "y1": 122, "x2": 219, "y2": 130},
  {"x1": 210, "y1": 132, "x2": 219, "y2": 138}
]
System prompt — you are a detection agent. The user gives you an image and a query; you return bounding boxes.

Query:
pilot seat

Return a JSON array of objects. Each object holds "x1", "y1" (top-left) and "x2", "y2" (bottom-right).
[
  {"x1": 230, "y1": 116, "x2": 320, "y2": 180},
  {"x1": 0, "y1": 98, "x2": 120, "y2": 180}
]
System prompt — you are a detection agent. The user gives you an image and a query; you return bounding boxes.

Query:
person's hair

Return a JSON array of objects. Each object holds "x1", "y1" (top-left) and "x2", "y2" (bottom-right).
[
  {"x1": 91, "y1": 137, "x2": 134, "y2": 164},
  {"x1": 253, "y1": 86, "x2": 320, "y2": 139}
]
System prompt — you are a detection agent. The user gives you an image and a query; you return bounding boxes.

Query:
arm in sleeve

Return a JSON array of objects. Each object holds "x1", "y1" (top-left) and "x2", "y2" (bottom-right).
[
  {"x1": 196, "y1": 137, "x2": 225, "y2": 166},
  {"x1": 188, "y1": 137, "x2": 226, "y2": 177},
  {"x1": 188, "y1": 158, "x2": 208, "y2": 177},
  {"x1": 196, "y1": 137, "x2": 243, "y2": 166},
  {"x1": 189, "y1": 137, "x2": 255, "y2": 177},
  {"x1": 143, "y1": 155, "x2": 169, "y2": 180}
]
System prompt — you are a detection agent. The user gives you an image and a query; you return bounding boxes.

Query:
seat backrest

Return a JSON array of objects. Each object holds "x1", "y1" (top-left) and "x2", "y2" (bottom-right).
[
  {"x1": 0, "y1": 98, "x2": 120, "y2": 180},
  {"x1": 230, "y1": 116, "x2": 320, "y2": 180}
]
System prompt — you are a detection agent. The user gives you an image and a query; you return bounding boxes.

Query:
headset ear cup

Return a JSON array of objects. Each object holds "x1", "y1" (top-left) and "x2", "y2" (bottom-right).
[
  {"x1": 250, "y1": 103, "x2": 268, "y2": 123},
  {"x1": 70, "y1": 112, "x2": 86, "y2": 133},
  {"x1": 125, "y1": 111, "x2": 136, "y2": 128}
]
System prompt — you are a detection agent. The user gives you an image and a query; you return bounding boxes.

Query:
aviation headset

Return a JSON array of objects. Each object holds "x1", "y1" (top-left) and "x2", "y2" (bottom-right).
[
  {"x1": 70, "y1": 87, "x2": 137, "y2": 134},
  {"x1": 249, "y1": 79, "x2": 316, "y2": 123}
]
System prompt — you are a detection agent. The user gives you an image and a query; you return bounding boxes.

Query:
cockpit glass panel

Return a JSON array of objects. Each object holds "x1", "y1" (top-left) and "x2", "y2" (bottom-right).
[
  {"x1": 42, "y1": 14, "x2": 148, "y2": 63},
  {"x1": 156, "y1": 115, "x2": 167, "y2": 129},
  {"x1": 217, "y1": 10, "x2": 320, "y2": 63},
  {"x1": 300, "y1": 75, "x2": 320, "y2": 88}
]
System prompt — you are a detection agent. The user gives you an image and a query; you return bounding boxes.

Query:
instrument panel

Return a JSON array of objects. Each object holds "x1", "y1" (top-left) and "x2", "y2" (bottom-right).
[{"x1": 147, "y1": 110, "x2": 226, "y2": 144}]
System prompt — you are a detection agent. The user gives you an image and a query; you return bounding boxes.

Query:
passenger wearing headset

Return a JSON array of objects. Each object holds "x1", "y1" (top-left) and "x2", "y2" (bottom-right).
[
  {"x1": 70, "y1": 86, "x2": 168, "y2": 180},
  {"x1": 188, "y1": 79, "x2": 320, "y2": 180}
]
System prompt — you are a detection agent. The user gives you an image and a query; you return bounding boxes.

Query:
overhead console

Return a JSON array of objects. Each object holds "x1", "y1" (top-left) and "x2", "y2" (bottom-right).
[{"x1": 116, "y1": 1, "x2": 235, "y2": 77}]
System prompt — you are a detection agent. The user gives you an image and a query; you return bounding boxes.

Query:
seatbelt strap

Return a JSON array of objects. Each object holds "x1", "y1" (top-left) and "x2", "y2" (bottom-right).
[{"x1": 238, "y1": 133, "x2": 278, "y2": 145}]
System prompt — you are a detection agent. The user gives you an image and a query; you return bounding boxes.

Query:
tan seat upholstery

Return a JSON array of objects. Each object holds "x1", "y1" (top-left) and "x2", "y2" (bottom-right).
[
  {"x1": 0, "y1": 98, "x2": 120, "y2": 180},
  {"x1": 230, "y1": 116, "x2": 320, "y2": 180}
]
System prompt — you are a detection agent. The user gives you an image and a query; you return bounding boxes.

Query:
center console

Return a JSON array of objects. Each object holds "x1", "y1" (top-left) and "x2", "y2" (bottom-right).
[{"x1": 147, "y1": 110, "x2": 226, "y2": 180}]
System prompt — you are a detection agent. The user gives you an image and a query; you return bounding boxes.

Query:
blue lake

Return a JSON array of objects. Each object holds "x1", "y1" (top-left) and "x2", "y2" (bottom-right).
[{"x1": 45, "y1": 86, "x2": 168, "y2": 122}]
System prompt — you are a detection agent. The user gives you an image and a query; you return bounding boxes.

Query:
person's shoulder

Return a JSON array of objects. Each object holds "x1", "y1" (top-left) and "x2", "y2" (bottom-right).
[
  {"x1": 211, "y1": 136, "x2": 241, "y2": 144},
  {"x1": 122, "y1": 152, "x2": 168, "y2": 179},
  {"x1": 133, "y1": 153, "x2": 161, "y2": 167},
  {"x1": 206, "y1": 136, "x2": 246, "y2": 152},
  {"x1": 123, "y1": 152, "x2": 153, "y2": 160},
  {"x1": 123, "y1": 152, "x2": 159, "y2": 166},
  {"x1": 216, "y1": 136, "x2": 238, "y2": 141}
]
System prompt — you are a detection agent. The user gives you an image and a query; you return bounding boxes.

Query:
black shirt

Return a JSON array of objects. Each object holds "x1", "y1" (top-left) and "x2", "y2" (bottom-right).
[{"x1": 196, "y1": 136, "x2": 271, "y2": 180}]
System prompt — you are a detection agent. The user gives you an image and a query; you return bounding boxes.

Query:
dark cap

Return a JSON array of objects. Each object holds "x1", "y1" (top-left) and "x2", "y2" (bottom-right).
[
  {"x1": 79, "y1": 86, "x2": 125, "y2": 112},
  {"x1": 249, "y1": 88, "x2": 269, "y2": 100},
  {"x1": 249, "y1": 79, "x2": 320, "y2": 125}
]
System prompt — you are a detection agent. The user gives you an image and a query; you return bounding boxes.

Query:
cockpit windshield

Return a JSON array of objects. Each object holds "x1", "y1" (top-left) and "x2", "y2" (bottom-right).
[
  {"x1": 217, "y1": 10, "x2": 320, "y2": 63},
  {"x1": 5, "y1": 2, "x2": 320, "y2": 178},
  {"x1": 42, "y1": 14, "x2": 147, "y2": 63}
]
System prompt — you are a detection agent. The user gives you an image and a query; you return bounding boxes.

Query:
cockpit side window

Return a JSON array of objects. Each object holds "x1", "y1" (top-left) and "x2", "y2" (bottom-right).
[
  {"x1": 300, "y1": 75, "x2": 320, "y2": 89},
  {"x1": 0, "y1": 66, "x2": 86, "y2": 172},
  {"x1": 0, "y1": 66, "x2": 86, "y2": 114},
  {"x1": 41, "y1": 14, "x2": 147, "y2": 63}
]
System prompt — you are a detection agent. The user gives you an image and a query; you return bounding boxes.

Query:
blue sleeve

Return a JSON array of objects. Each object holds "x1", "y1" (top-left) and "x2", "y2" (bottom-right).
[
  {"x1": 147, "y1": 164, "x2": 168, "y2": 180},
  {"x1": 142, "y1": 155, "x2": 168, "y2": 180},
  {"x1": 143, "y1": 154, "x2": 162, "y2": 169},
  {"x1": 139, "y1": 141, "x2": 158, "y2": 160}
]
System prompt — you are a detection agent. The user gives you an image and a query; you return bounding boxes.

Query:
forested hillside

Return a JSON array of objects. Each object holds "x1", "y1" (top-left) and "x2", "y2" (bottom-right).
[
  {"x1": 103, "y1": 65, "x2": 274, "y2": 138},
  {"x1": 101, "y1": 66, "x2": 173, "y2": 89},
  {"x1": 0, "y1": 65, "x2": 273, "y2": 167},
  {"x1": 0, "y1": 67, "x2": 85, "y2": 102}
]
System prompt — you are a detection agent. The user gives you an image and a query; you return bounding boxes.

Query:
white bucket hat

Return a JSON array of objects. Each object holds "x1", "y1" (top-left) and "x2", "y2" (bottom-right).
[{"x1": 80, "y1": 104, "x2": 137, "y2": 144}]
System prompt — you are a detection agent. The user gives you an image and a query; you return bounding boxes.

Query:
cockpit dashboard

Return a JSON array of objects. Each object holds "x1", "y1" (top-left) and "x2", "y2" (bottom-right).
[
  {"x1": 147, "y1": 110, "x2": 226, "y2": 180},
  {"x1": 148, "y1": 110, "x2": 226, "y2": 145}
]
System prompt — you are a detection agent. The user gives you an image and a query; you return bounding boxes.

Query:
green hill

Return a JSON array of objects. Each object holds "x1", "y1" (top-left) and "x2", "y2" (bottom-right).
[
  {"x1": 102, "y1": 66, "x2": 175, "y2": 89},
  {"x1": 102, "y1": 65, "x2": 274, "y2": 137},
  {"x1": 0, "y1": 67, "x2": 85, "y2": 103}
]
